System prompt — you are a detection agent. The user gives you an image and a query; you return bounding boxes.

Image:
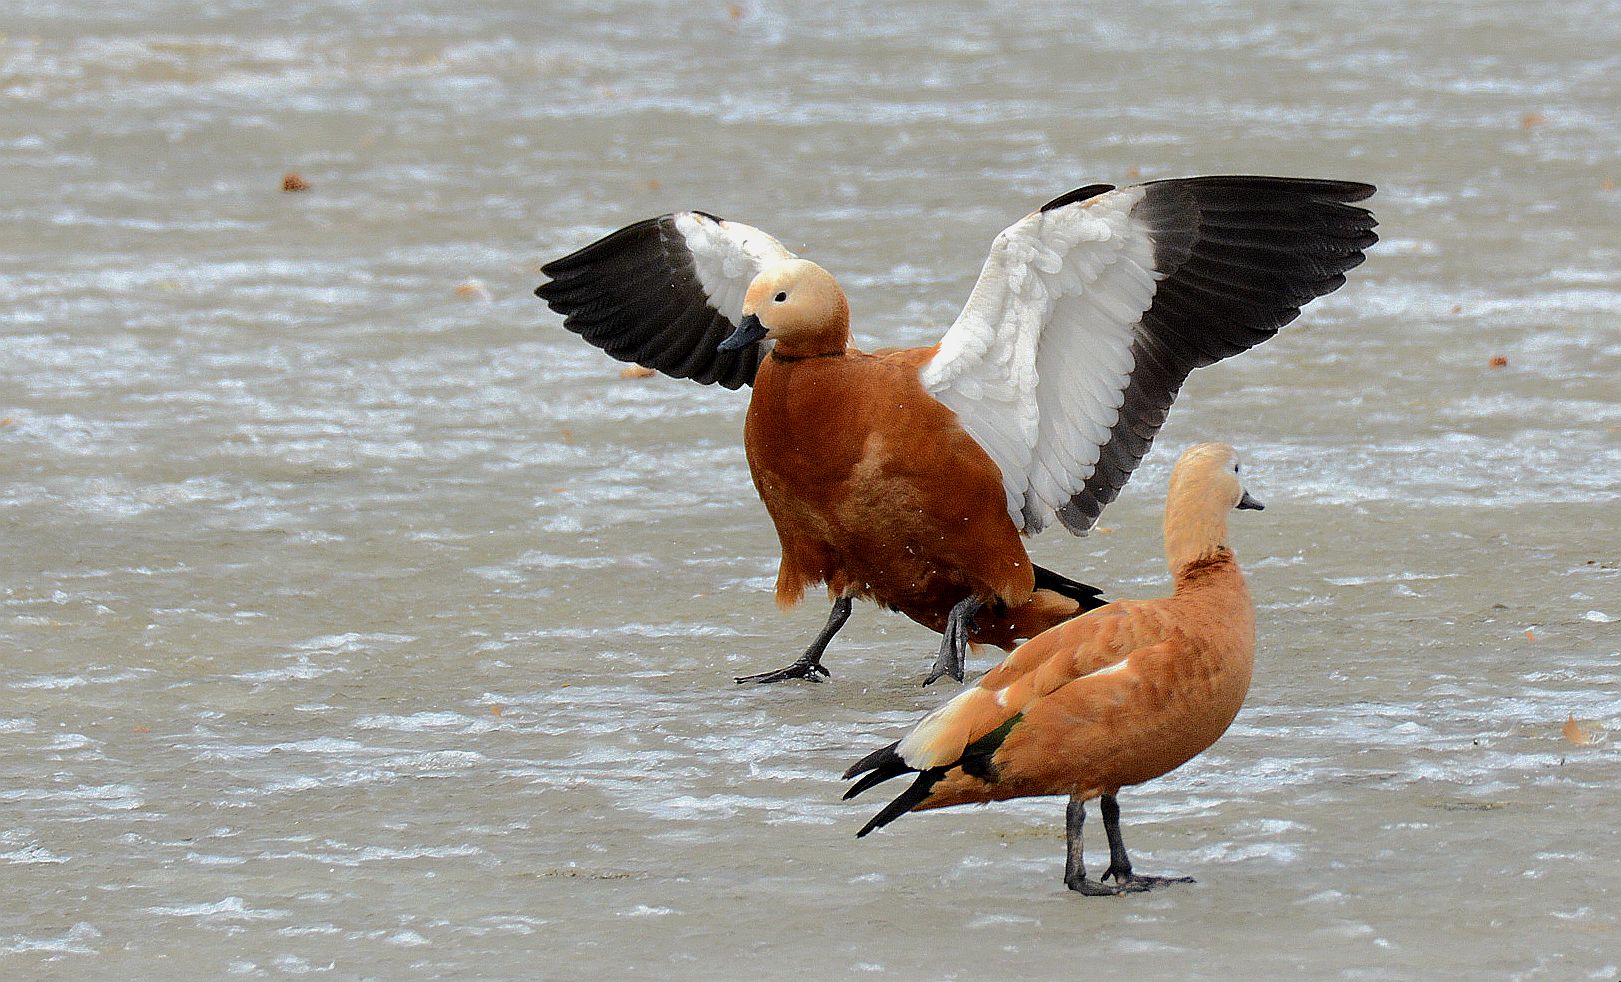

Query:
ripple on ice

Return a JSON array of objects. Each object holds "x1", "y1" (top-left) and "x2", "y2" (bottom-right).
[
  {"x1": 258, "y1": 842, "x2": 484, "y2": 867},
  {"x1": 2, "y1": 922, "x2": 101, "y2": 955},
  {"x1": 0, "y1": 783, "x2": 145, "y2": 815},
  {"x1": 237, "y1": 655, "x2": 341, "y2": 684},
  {"x1": 352, "y1": 711, "x2": 500, "y2": 735},
  {"x1": 966, "y1": 912, "x2": 1041, "y2": 929},
  {"x1": 2, "y1": 843, "x2": 70, "y2": 866},
  {"x1": 290, "y1": 632, "x2": 415, "y2": 653},
  {"x1": 147, "y1": 896, "x2": 288, "y2": 923}
]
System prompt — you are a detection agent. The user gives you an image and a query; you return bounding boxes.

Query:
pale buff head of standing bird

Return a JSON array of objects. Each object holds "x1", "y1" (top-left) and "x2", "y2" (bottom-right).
[{"x1": 844, "y1": 442, "x2": 1263, "y2": 895}]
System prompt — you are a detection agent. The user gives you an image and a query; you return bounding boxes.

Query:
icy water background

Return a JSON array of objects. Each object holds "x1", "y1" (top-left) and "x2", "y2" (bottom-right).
[{"x1": 3, "y1": 1, "x2": 1619, "y2": 978}]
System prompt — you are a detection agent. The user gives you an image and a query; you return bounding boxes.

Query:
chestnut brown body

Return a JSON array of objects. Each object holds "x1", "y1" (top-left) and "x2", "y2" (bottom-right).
[{"x1": 742, "y1": 288, "x2": 1081, "y2": 653}]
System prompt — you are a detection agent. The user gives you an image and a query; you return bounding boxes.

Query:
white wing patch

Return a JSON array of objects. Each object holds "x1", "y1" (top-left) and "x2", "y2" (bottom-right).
[
  {"x1": 920, "y1": 186, "x2": 1160, "y2": 533},
  {"x1": 1084, "y1": 657, "x2": 1131, "y2": 679},
  {"x1": 894, "y1": 685, "x2": 988, "y2": 769},
  {"x1": 673, "y1": 212, "x2": 796, "y2": 324},
  {"x1": 893, "y1": 655, "x2": 1137, "y2": 769}
]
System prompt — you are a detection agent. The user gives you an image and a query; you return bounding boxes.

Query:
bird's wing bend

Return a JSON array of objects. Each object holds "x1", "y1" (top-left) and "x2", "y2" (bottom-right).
[
  {"x1": 536, "y1": 211, "x2": 797, "y2": 389},
  {"x1": 921, "y1": 176, "x2": 1377, "y2": 534}
]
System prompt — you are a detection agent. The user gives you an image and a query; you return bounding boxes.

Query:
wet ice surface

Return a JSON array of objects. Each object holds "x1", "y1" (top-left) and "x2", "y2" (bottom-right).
[{"x1": 3, "y1": 0, "x2": 1619, "y2": 977}]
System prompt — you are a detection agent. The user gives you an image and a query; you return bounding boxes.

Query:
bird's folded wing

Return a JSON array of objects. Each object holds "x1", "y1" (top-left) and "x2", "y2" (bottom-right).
[
  {"x1": 893, "y1": 607, "x2": 1132, "y2": 771},
  {"x1": 921, "y1": 177, "x2": 1377, "y2": 534},
  {"x1": 535, "y1": 212, "x2": 797, "y2": 389}
]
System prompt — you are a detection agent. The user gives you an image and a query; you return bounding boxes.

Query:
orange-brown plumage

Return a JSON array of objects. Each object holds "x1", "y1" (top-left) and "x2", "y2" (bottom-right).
[
  {"x1": 845, "y1": 442, "x2": 1262, "y2": 894},
  {"x1": 737, "y1": 262, "x2": 1086, "y2": 672},
  {"x1": 919, "y1": 557, "x2": 1253, "y2": 809},
  {"x1": 535, "y1": 179, "x2": 1376, "y2": 686},
  {"x1": 748, "y1": 349, "x2": 1037, "y2": 618}
]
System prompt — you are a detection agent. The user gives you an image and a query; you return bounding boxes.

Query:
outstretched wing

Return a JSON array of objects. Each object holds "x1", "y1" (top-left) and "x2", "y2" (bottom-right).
[
  {"x1": 536, "y1": 212, "x2": 797, "y2": 389},
  {"x1": 921, "y1": 176, "x2": 1377, "y2": 534}
]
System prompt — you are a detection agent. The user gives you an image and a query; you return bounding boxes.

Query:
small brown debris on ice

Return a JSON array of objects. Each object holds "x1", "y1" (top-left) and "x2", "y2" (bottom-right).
[
  {"x1": 1489, "y1": 355, "x2": 1508, "y2": 368},
  {"x1": 619, "y1": 365, "x2": 657, "y2": 380},
  {"x1": 454, "y1": 280, "x2": 491, "y2": 301},
  {"x1": 281, "y1": 171, "x2": 311, "y2": 192},
  {"x1": 1561, "y1": 714, "x2": 1604, "y2": 746},
  {"x1": 1520, "y1": 111, "x2": 1545, "y2": 129}
]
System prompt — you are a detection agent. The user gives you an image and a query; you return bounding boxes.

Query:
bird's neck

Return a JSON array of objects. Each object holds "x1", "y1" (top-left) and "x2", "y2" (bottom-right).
[
  {"x1": 770, "y1": 296, "x2": 851, "y2": 360},
  {"x1": 1163, "y1": 493, "x2": 1233, "y2": 580},
  {"x1": 768, "y1": 345, "x2": 847, "y2": 363},
  {"x1": 1170, "y1": 545, "x2": 1244, "y2": 594}
]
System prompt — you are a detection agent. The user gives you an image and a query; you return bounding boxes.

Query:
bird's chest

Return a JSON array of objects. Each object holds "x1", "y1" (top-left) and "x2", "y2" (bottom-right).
[{"x1": 743, "y1": 360, "x2": 931, "y2": 537}]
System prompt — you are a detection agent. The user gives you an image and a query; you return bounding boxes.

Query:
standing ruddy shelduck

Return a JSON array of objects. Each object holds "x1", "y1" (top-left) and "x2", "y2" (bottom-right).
[
  {"x1": 537, "y1": 177, "x2": 1374, "y2": 685},
  {"x1": 844, "y1": 443, "x2": 1262, "y2": 895}
]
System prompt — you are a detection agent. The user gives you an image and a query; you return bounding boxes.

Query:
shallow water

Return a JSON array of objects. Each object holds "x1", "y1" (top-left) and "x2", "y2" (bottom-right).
[{"x1": 3, "y1": 1, "x2": 1619, "y2": 977}]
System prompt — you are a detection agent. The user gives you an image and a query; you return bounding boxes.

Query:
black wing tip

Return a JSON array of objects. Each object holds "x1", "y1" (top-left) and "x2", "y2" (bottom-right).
[
  {"x1": 537, "y1": 214, "x2": 672, "y2": 278},
  {"x1": 1323, "y1": 179, "x2": 1377, "y2": 203},
  {"x1": 844, "y1": 761, "x2": 912, "y2": 801},
  {"x1": 1143, "y1": 174, "x2": 1377, "y2": 203},
  {"x1": 855, "y1": 770, "x2": 946, "y2": 838},
  {"x1": 843, "y1": 740, "x2": 903, "y2": 783},
  {"x1": 844, "y1": 741, "x2": 921, "y2": 821},
  {"x1": 1039, "y1": 183, "x2": 1117, "y2": 213},
  {"x1": 1031, "y1": 564, "x2": 1108, "y2": 611}
]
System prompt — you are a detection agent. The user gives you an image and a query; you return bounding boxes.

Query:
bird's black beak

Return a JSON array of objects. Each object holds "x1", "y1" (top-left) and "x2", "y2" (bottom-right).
[
  {"x1": 718, "y1": 313, "x2": 767, "y2": 352},
  {"x1": 1237, "y1": 490, "x2": 1265, "y2": 511}
]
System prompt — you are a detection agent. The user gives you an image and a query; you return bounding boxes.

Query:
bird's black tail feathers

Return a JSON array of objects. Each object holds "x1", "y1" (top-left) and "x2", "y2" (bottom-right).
[
  {"x1": 843, "y1": 740, "x2": 902, "y2": 782},
  {"x1": 843, "y1": 740, "x2": 916, "y2": 800},
  {"x1": 1033, "y1": 564, "x2": 1108, "y2": 613},
  {"x1": 855, "y1": 769, "x2": 948, "y2": 838},
  {"x1": 843, "y1": 740, "x2": 949, "y2": 838}
]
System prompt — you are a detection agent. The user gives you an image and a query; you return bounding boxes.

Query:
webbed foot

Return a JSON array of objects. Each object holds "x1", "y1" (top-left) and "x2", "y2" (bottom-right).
[
  {"x1": 1100, "y1": 867, "x2": 1195, "y2": 893},
  {"x1": 923, "y1": 595, "x2": 982, "y2": 686},
  {"x1": 1065, "y1": 875, "x2": 1125, "y2": 896},
  {"x1": 735, "y1": 657, "x2": 831, "y2": 685},
  {"x1": 734, "y1": 596, "x2": 850, "y2": 686}
]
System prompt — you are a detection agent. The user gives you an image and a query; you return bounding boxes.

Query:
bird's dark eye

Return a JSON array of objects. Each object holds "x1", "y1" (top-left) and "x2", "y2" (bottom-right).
[{"x1": 774, "y1": 291, "x2": 788, "y2": 303}]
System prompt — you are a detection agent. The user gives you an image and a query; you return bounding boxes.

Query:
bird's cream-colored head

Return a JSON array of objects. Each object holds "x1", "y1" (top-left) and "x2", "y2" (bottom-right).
[
  {"x1": 719, "y1": 259, "x2": 850, "y2": 359},
  {"x1": 1162, "y1": 442, "x2": 1264, "y2": 575}
]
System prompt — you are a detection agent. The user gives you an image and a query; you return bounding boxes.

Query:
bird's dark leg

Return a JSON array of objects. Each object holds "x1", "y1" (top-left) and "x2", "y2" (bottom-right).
[
  {"x1": 1064, "y1": 794, "x2": 1117, "y2": 896},
  {"x1": 1098, "y1": 793, "x2": 1195, "y2": 892},
  {"x1": 735, "y1": 596, "x2": 852, "y2": 684},
  {"x1": 923, "y1": 595, "x2": 982, "y2": 687}
]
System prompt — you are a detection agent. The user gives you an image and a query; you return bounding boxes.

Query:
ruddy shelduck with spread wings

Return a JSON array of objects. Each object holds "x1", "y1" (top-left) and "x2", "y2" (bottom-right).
[
  {"x1": 538, "y1": 177, "x2": 1373, "y2": 684},
  {"x1": 844, "y1": 442, "x2": 1262, "y2": 895}
]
